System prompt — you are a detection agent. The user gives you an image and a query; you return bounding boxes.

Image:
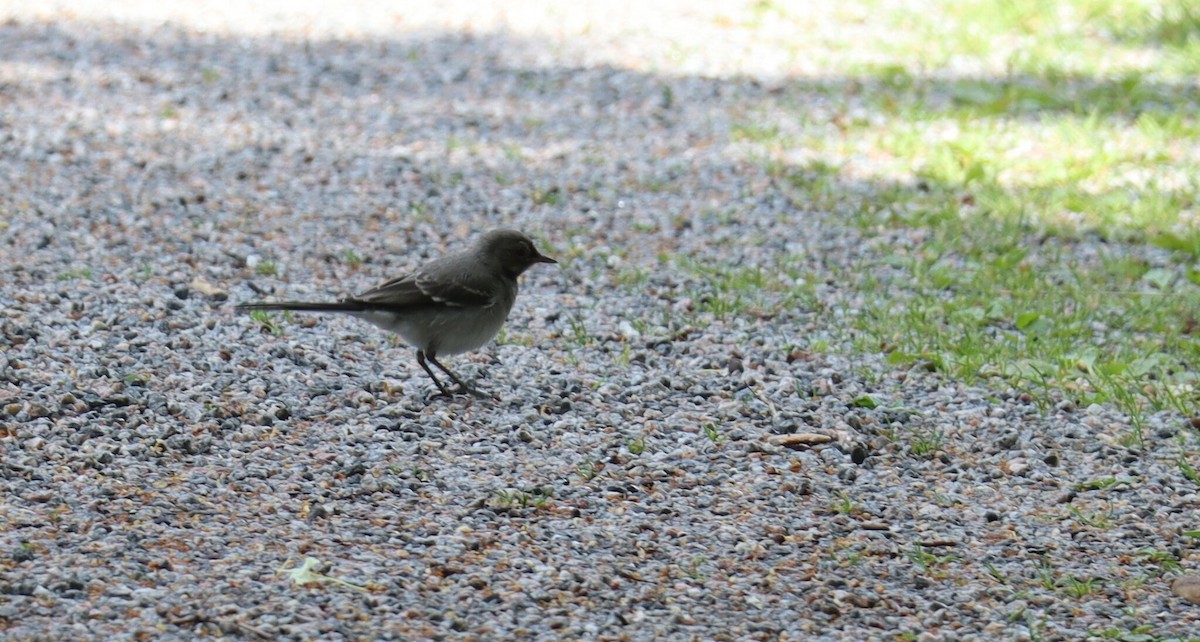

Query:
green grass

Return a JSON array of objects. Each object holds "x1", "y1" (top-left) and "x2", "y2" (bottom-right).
[
  {"x1": 1092, "y1": 624, "x2": 1200, "y2": 642},
  {"x1": 1137, "y1": 548, "x2": 1182, "y2": 576},
  {"x1": 701, "y1": 422, "x2": 725, "y2": 444},
  {"x1": 56, "y1": 267, "x2": 93, "y2": 281},
  {"x1": 1060, "y1": 575, "x2": 1101, "y2": 599},
  {"x1": 249, "y1": 309, "x2": 283, "y2": 335},
  {"x1": 627, "y1": 435, "x2": 647, "y2": 455},
  {"x1": 1180, "y1": 455, "x2": 1200, "y2": 486},
  {"x1": 1074, "y1": 477, "x2": 1135, "y2": 492},
  {"x1": 704, "y1": 0, "x2": 1200, "y2": 438},
  {"x1": 1068, "y1": 503, "x2": 1115, "y2": 530},
  {"x1": 830, "y1": 490, "x2": 858, "y2": 515},
  {"x1": 679, "y1": 555, "x2": 708, "y2": 581},
  {"x1": 867, "y1": 0, "x2": 1200, "y2": 77},
  {"x1": 600, "y1": 0, "x2": 1200, "y2": 444},
  {"x1": 907, "y1": 545, "x2": 957, "y2": 575},
  {"x1": 576, "y1": 458, "x2": 600, "y2": 481},
  {"x1": 908, "y1": 428, "x2": 946, "y2": 458}
]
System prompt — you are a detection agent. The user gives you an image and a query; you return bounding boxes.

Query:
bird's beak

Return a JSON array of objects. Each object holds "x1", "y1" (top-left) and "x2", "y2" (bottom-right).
[{"x1": 535, "y1": 251, "x2": 557, "y2": 265}]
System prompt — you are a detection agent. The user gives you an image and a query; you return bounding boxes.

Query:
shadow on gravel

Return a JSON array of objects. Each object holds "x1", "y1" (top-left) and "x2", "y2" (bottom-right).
[{"x1": 2, "y1": 18, "x2": 1196, "y2": 265}]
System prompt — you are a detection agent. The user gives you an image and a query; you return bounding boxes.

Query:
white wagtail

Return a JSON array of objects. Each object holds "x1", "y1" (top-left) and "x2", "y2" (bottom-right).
[{"x1": 236, "y1": 229, "x2": 557, "y2": 398}]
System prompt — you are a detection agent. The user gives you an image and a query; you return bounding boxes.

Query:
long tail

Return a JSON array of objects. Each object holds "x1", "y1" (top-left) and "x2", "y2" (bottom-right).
[{"x1": 234, "y1": 301, "x2": 367, "y2": 314}]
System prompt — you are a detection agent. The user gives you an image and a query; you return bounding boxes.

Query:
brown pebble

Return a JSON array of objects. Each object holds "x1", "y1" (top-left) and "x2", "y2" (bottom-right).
[
  {"x1": 768, "y1": 433, "x2": 833, "y2": 451},
  {"x1": 189, "y1": 277, "x2": 227, "y2": 299},
  {"x1": 1172, "y1": 574, "x2": 1200, "y2": 605},
  {"x1": 845, "y1": 593, "x2": 879, "y2": 608},
  {"x1": 786, "y1": 349, "x2": 811, "y2": 363}
]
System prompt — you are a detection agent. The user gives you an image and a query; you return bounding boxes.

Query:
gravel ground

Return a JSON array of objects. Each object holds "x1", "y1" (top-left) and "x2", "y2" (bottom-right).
[{"x1": 2, "y1": 2, "x2": 1199, "y2": 640}]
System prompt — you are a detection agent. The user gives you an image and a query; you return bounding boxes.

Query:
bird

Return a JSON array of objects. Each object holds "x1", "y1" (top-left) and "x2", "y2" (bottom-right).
[{"x1": 235, "y1": 228, "x2": 557, "y2": 399}]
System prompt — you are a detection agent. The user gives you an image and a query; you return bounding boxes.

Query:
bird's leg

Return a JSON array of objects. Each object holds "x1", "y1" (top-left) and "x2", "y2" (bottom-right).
[
  {"x1": 416, "y1": 350, "x2": 452, "y2": 397},
  {"x1": 427, "y1": 353, "x2": 491, "y2": 399}
]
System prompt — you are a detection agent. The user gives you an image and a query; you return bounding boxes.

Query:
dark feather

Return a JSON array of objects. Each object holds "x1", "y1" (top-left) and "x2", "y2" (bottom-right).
[{"x1": 353, "y1": 265, "x2": 499, "y2": 310}]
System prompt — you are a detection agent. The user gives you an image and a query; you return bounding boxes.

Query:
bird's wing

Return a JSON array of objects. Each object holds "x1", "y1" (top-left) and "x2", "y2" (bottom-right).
[{"x1": 350, "y1": 263, "x2": 499, "y2": 310}]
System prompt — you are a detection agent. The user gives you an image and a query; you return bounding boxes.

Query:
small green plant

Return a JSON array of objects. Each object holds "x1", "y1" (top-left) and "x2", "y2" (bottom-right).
[
  {"x1": 563, "y1": 346, "x2": 580, "y2": 368},
  {"x1": 838, "y1": 549, "x2": 864, "y2": 567},
  {"x1": 680, "y1": 556, "x2": 708, "y2": 581},
  {"x1": 502, "y1": 143, "x2": 525, "y2": 162},
  {"x1": 907, "y1": 545, "x2": 956, "y2": 573},
  {"x1": 493, "y1": 489, "x2": 525, "y2": 508},
  {"x1": 121, "y1": 372, "x2": 149, "y2": 385},
  {"x1": 851, "y1": 394, "x2": 878, "y2": 409},
  {"x1": 1060, "y1": 576, "x2": 1099, "y2": 599},
  {"x1": 255, "y1": 261, "x2": 279, "y2": 277},
  {"x1": 56, "y1": 267, "x2": 93, "y2": 281},
  {"x1": 12, "y1": 540, "x2": 36, "y2": 561},
  {"x1": 1179, "y1": 456, "x2": 1200, "y2": 486},
  {"x1": 731, "y1": 122, "x2": 783, "y2": 145},
  {"x1": 1037, "y1": 560, "x2": 1057, "y2": 590},
  {"x1": 249, "y1": 309, "x2": 282, "y2": 336},
  {"x1": 831, "y1": 491, "x2": 857, "y2": 515},
  {"x1": 613, "y1": 344, "x2": 633, "y2": 368},
  {"x1": 909, "y1": 429, "x2": 945, "y2": 458},
  {"x1": 628, "y1": 436, "x2": 646, "y2": 455},
  {"x1": 702, "y1": 422, "x2": 725, "y2": 444},
  {"x1": 492, "y1": 488, "x2": 551, "y2": 510},
  {"x1": 1137, "y1": 549, "x2": 1181, "y2": 576},
  {"x1": 530, "y1": 187, "x2": 562, "y2": 206},
  {"x1": 577, "y1": 459, "x2": 599, "y2": 481},
  {"x1": 343, "y1": 249, "x2": 363, "y2": 267},
  {"x1": 1091, "y1": 624, "x2": 1160, "y2": 641},
  {"x1": 982, "y1": 561, "x2": 1010, "y2": 584},
  {"x1": 1073, "y1": 477, "x2": 1134, "y2": 492},
  {"x1": 1068, "y1": 504, "x2": 1115, "y2": 530},
  {"x1": 614, "y1": 266, "x2": 650, "y2": 287},
  {"x1": 567, "y1": 314, "x2": 591, "y2": 347}
]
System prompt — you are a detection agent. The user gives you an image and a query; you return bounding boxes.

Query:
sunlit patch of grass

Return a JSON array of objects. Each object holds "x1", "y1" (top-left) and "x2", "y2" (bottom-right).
[
  {"x1": 867, "y1": 0, "x2": 1200, "y2": 77},
  {"x1": 717, "y1": 1, "x2": 1200, "y2": 430}
]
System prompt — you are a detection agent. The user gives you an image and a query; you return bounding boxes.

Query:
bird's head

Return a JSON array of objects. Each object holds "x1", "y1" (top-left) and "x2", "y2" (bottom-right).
[{"x1": 478, "y1": 229, "x2": 557, "y2": 279}]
